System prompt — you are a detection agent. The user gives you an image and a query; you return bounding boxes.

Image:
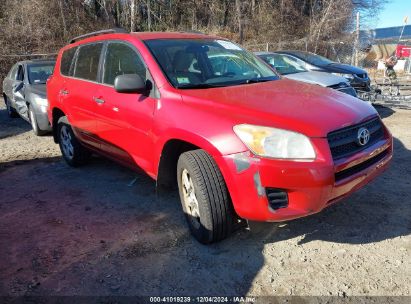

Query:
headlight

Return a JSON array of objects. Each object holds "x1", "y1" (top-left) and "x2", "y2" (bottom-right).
[
  {"x1": 333, "y1": 73, "x2": 354, "y2": 80},
  {"x1": 33, "y1": 95, "x2": 48, "y2": 107},
  {"x1": 233, "y1": 124, "x2": 316, "y2": 160}
]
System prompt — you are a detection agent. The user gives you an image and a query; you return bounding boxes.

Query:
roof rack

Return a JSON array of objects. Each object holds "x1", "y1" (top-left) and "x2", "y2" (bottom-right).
[
  {"x1": 179, "y1": 30, "x2": 205, "y2": 35},
  {"x1": 69, "y1": 28, "x2": 128, "y2": 44}
]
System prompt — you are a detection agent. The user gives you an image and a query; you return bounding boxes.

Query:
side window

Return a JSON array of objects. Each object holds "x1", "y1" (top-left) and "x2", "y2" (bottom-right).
[
  {"x1": 103, "y1": 43, "x2": 146, "y2": 85},
  {"x1": 60, "y1": 47, "x2": 77, "y2": 76},
  {"x1": 8, "y1": 64, "x2": 18, "y2": 79},
  {"x1": 74, "y1": 43, "x2": 103, "y2": 81},
  {"x1": 16, "y1": 65, "x2": 25, "y2": 82}
]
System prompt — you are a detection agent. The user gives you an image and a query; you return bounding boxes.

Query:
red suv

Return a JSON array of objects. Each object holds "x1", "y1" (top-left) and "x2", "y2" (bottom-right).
[{"x1": 47, "y1": 29, "x2": 393, "y2": 243}]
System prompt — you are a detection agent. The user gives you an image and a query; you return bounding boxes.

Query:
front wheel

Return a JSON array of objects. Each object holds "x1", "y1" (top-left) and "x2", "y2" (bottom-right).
[
  {"x1": 177, "y1": 149, "x2": 235, "y2": 244},
  {"x1": 57, "y1": 116, "x2": 91, "y2": 167}
]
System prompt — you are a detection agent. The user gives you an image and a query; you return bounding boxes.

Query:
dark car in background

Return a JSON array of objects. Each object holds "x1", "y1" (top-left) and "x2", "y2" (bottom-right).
[
  {"x1": 2, "y1": 59, "x2": 55, "y2": 135},
  {"x1": 274, "y1": 50, "x2": 371, "y2": 94}
]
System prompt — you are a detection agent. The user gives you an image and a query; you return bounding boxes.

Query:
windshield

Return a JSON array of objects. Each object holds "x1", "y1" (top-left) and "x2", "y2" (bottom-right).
[
  {"x1": 259, "y1": 53, "x2": 307, "y2": 75},
  {"x1": 291, "y1": 51, "x2": 334, "y2": 66},
  {"x1": 144, "y1": 39, "x2": 279, "y2": 88},
  {"x1": 28, "y1": 63, "x2": 55, "y2": 84}
]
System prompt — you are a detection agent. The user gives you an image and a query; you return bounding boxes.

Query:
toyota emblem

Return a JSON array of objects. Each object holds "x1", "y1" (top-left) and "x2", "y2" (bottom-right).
[{"x1": 357, "y1": 127, "x2": 370, "y2": 146}]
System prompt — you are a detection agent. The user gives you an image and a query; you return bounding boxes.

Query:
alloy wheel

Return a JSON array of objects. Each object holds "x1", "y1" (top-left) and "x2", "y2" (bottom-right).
[
  {"x1": 60, "y1": 125, "x2": 74, "y2": 160},
  {"x1": 181, "y1": 168, "x2": 201, "y2": 229}
]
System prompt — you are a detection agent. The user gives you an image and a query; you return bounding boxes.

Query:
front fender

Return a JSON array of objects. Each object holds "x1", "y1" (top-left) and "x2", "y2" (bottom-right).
[{"x1": 153, "y1": 127, "x2": 247, "y2": 178}]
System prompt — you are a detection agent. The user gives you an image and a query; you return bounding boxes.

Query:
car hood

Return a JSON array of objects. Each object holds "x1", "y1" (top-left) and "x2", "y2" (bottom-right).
[
  {"x1": 284, "y1": 71, "x2": 349, "y2": 87},
  {"x1": 26, "y1": 84, "x2": 47, "y2": 98},
  {"x1": 179, "y1": 79, "x2": 377, "y2": 137},
  {"x1": 319, "y1": 63, "x2": 367, "y2": 75}
]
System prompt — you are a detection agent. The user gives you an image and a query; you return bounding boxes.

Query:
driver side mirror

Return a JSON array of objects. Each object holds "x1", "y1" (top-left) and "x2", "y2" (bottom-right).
[{"x1": 114, "y1": 74, "x2": 150, "y2": 94}]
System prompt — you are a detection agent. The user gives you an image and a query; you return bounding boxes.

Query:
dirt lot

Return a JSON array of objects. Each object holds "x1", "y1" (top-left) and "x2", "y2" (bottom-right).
[{"x1": 0, "y1": 98, "x2": 410, "y2": 297}]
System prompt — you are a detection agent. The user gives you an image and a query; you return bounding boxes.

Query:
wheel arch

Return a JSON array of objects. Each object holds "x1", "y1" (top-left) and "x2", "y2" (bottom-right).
[
  {"x1": 156, "y1": 133, "x2": 225, "y2": 190},
  {"x1": 52, "y1": 107, "x2": 66, "y2": 143}
]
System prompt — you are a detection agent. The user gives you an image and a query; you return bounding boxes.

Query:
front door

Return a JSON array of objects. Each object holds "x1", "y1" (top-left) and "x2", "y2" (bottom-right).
[{"x1": 95, "y1": 41, "x2": 156, "y2": 173}]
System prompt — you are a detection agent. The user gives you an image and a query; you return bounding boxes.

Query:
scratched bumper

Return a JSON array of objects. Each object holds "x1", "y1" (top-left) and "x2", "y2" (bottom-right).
[{"x1": 216, "y1": 136, "x2": 393, "y2": 222}]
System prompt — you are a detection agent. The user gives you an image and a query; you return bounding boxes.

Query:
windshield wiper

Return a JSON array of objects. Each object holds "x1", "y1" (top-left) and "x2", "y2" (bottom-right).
[
  {"x1": 240, "y1": 76, "x2": 278, "y2": 84},
  {"x1": 176, "y1": 83, "x2": 226, "y2": 89}
]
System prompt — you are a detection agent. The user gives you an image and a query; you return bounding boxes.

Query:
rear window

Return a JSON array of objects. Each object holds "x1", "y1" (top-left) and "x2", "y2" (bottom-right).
[
  {"x1": 73, "y1": 43, "x2": 103, "y2": 81},
  {"x1": 60, "y1": 47, "x2": 77, "y2": 76},
  {"x1": 28, "y1": 63, "x2": 55, "y2": 84}
]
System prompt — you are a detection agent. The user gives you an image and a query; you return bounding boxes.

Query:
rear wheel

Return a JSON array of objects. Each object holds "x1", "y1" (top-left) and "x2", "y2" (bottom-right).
[
  {"x1": 177, "y1": 149, "x2": 234, "y2": 244},
  {"x1": 57, "y1": 116, "x2": 91, "y2": 167},
  {"x1": 29, "y1": 106, "x2": 47, "y2": 136},
  {"x1": 4, "y1": 95, "x2": 18, "y2": 118}
]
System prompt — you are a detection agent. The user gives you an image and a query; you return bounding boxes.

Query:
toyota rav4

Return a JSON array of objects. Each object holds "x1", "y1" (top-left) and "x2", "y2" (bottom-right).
[{"x1": 47, "y1": 29, "x2": 393, "y2": 243}]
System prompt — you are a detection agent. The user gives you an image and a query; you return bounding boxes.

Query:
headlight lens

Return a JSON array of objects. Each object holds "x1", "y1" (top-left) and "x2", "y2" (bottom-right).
[
  {"x1": 233, "y1": 124, "x2": 316, "y2": 160},
  {"x1": 333, "y1": 73, "x2": 354, "y2": 80},
  {"x1": 33, "y1": 95, "x2": 48, "y2": 107}
]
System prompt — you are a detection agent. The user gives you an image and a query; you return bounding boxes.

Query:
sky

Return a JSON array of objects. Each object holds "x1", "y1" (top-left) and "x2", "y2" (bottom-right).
[{"x1": 376, "y1": 0, "x2": 411, "y2": 29}]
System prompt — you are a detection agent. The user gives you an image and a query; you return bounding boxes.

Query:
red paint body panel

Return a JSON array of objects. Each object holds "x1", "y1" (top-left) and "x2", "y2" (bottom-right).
[{"x1": 47, "y1": 32, "x2": 393, "y2": 223}]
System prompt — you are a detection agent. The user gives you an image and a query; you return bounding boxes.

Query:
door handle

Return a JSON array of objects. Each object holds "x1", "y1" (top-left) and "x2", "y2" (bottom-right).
[
  {"x1": 93, "y1": 97, "x2": 105, "y2": 104},
  {"x1": 60, "y1": 89, "x2": 69, "y2": 95}
]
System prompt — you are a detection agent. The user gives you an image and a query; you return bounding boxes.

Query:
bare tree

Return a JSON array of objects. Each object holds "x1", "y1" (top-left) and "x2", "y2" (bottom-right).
[{"x1": 0, "y1": 0, "x2": 389, "y2": 84}]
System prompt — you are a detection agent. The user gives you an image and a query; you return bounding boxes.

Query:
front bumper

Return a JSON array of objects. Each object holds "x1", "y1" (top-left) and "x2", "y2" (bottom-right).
[
  {"x1": 217, "y1": 134, "x2": 392, "y2": 222},
  {"x1": 335, "y1": 86, "x2": 357, "y2": 97},
  {"x1": 350, "y1": 77, "x2": 371, "y2": 93},
  {"x1": 32, "y1": 103, "x2": 52, "y2": 131}
]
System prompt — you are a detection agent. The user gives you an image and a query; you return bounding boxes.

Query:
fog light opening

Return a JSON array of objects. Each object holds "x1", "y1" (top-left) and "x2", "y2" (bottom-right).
[{"x1": 266, "y1": 188, "x2": 288, "y2": 210}]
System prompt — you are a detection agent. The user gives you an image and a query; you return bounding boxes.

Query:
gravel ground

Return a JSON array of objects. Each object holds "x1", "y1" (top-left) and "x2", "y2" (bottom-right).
[{"x1": 0, "y1": 98, "x2": 410, "y2": 297}]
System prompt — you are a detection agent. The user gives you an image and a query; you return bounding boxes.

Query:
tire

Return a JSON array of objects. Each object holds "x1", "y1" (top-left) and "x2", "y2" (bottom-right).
[
  {"x1": 4, "y1": 95, "x2": 18, "y2": 118},
  {"x1": 29, "y1": 106, "x2": 47, "y2": 136},
  {"x1": 57, "y1": 116, "x2": 91, "y2": 167},
  {"x1": 177, "y1": 149, "x2": 234, "y2": 244}
]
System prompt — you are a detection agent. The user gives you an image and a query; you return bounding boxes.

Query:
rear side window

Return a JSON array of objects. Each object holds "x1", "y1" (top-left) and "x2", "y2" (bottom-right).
[
  {"x1": 103, "y1": 43, "x2": 146, "y2": 85},
  {"x1": 60, "y1": 47, "x2": 77, "y2": 76},
  {"x1": 8, "y1": 64, "x2": 18, "y2": 79},
  {"x1": 74, "y1": 43, "x2": 103, "y2": 81}
]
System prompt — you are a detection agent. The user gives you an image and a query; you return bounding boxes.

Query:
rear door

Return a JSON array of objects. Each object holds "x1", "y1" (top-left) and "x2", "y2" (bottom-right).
[
  {"x1": 3, "y1": 64, "x2": 18, "y2": 100},
  {"x1": 64, "y1": 43, "x2": 104, "y2": 149},
  {"x1": 95, "y1": 41, "x2": 157, "y2": 171}
]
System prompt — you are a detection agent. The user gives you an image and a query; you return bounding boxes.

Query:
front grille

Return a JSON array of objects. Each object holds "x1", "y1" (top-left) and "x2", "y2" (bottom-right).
[
  {"x1": 328, "y1": 82, "x2": 349, "y2": 90},
  {"x1": 266, "y1": 188, "x2": 288, "y2": 210},
  {"x1": 327, "y1": 117, "x2": 384, "y2": 160},
  {"x1": 338, "y1": 87, "x2": 357, "y2": 97},
  {"x1": 328, "y1": 83, "x2": 357, "y2": 97},
  {"x1": 335, "y1": 149, "x2": 389, "y2": 182},
  {"x1": 356, "y1": 73, "x2": 367, "y2": 79}
]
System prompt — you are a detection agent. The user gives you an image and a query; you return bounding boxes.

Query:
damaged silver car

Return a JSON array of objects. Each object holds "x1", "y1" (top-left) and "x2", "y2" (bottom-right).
[
  {"x1": 2, "y1": 59, "x2": 55, "y2": 135},
  {"x1": 255, "y1": 52, "x2": 357, "y2": 97}
]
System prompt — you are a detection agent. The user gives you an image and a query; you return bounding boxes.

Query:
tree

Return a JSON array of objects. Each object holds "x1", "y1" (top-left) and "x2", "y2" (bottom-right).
[{"x1": 0, "y1": 0, "x2": 389, "y2": 83}]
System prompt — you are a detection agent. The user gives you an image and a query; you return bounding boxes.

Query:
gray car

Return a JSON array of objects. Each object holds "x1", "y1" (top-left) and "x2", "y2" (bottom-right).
[
  {"x1": 2, "y1": 59, "x2": 55, "y2": 135},
  {"x1": 255, "y1": 52, "x2": 357, "y2": 97}
]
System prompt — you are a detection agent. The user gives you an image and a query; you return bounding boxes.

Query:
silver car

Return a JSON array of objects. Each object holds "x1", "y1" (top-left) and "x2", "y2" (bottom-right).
[
  {"x1": 255, "y1": 52, "x2": 357, "y2": 97},
  {"x1": 2, "y1": 59, "x2": 55, "y2": 135}
]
